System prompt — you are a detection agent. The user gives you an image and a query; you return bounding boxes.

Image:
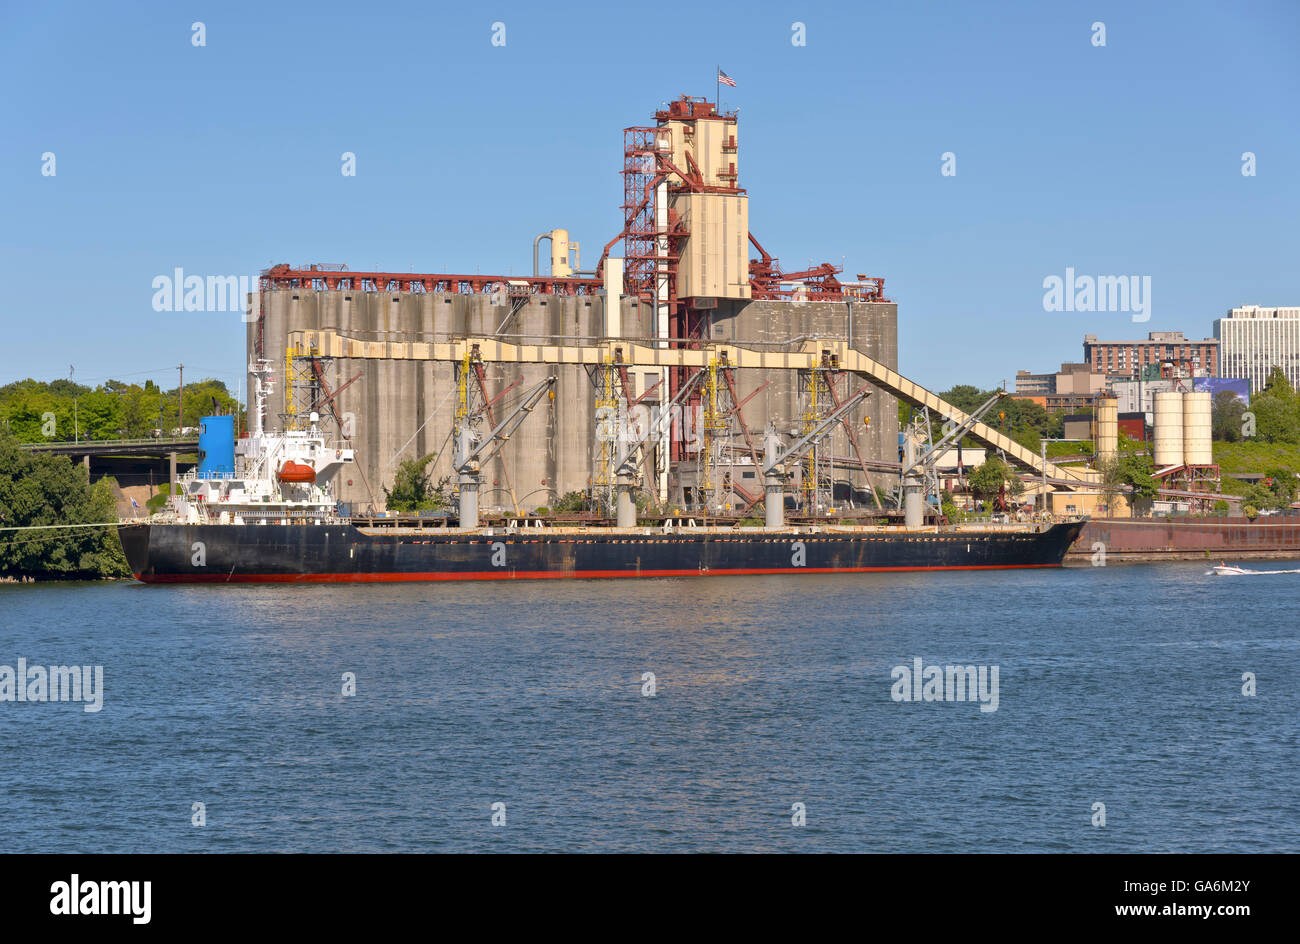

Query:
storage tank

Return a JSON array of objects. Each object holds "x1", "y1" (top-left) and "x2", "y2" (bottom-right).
[
  {"x1": 1095, "y1": 396, "x2": 1118, "y2": 463},
  {"x1": 197, "y1": 415, "x2": 235, "y2": 478},
  {"x1": 1153, "y1": 392, "x2": 1184, "y2": 468},
  {"x1": 1182, "y1": 391, "x2": 1213, "y2": 466},
  {"x1": 549, "y1": 228, "x2": 571, "y2": 277}
]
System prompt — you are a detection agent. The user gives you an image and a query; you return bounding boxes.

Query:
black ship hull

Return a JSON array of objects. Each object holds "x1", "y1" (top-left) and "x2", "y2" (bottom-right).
[{"x1": 118, "y1": 520, "x2": 1087, "y2": 583}]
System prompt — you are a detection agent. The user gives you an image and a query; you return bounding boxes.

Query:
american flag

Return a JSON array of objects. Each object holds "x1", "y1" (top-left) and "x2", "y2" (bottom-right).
[{"x1": 717, "y1": 69, "x2": 737, "y2": 88}]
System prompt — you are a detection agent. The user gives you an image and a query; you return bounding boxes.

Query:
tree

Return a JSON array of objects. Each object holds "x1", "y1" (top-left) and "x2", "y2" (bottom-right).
[
  {"x1": 1248, "y1": 368, "x2": 1300, "y2": 444},
  {"x1": 1262, "y1": 366, "x2": 1297, "y2": 404},
  {"x1": 553, "y1": 491, "x2": 588, "y2": 512},
  {"x1": 1116, "y1": 454, "x2": 1158, "y2": 501},
  {"x1": 937, "y1": 385, "x2": 984, "y2": 414},
  {"x1": 968, "y1": 455, "x2": 1017, "y2": 508},
  {"x1": 0, "y1": 376, "x2": 243, "y2": 443},
  {"x1": 929, "y1": 386, "x2": 1062, "y2": 449},
  {"x1": 1250, "y1": 396, "x2": 1298, "y2": 444},
  {"x1": 1265, "y1": 468, "x2": 1297, "y2": 501},
  {"x1": 1011, "y1": 425, "x2": 1042, "y2": 453},
  {"x1": 119, "y1": 383, "x2": 163, "y2": 438},
  {"x1": 939, "y1": 487, "x2": 971, "y2": 522},
  {"x1": 77, "y1": 388, "x2": 125, "y2": 439},
  {"x1": 383, "y1": 454, "x2": 446, "y2": 512},
  {"x1": 1211, "y1": 389, "x2": 1247, "y2": 442},
  {"x1": 1240, "y1": 483, "x2": 1274, "y2": 512},
  {"x1": 1098, "y1": 454, "x2": 1158, "y2": 517},
  {"x1": 0, "y1": 426, "x2": 129, "y2": 578},
  {"x1": 1097, "y1": 457, "x2": 1123, "y2": 517},
  {"x1": 170, "y1": 378, "x2": 241, "y2": 430}
]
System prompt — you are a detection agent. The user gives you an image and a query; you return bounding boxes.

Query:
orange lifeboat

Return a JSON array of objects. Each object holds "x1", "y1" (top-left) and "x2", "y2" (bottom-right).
[{"x1": 278, "y1": 460, "x2": 316, "y2": 484}]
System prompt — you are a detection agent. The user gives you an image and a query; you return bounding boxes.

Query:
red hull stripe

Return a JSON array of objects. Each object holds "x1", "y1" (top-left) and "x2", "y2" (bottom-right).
[{"x1": 135, "y1": 563, "x2": 1060, "y2": 584}]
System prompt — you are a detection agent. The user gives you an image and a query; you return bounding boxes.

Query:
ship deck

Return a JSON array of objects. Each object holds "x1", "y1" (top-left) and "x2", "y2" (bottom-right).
[{"x1": 351, "y1": 520, "x2": 1074, "y2": 538}]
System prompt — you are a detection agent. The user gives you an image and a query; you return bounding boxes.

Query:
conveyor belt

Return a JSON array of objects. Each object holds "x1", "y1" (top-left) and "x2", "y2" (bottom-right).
[{"x1": 290, "y1": 330, "x2": 1090, "y2": 488}]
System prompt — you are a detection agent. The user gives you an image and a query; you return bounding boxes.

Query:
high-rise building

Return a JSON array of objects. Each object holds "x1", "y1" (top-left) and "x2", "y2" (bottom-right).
[
  {"x1": 1214, "y1": 305, "x2": 1300, "y2": 393},
  {"x1": 1082, "y1": 331, "x2": 1218, "y2": 380}
]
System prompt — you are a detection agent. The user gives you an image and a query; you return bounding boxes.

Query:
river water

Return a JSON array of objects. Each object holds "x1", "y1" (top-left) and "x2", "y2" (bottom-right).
[{"x1": 1, "y1": 562, "x2": 1296, "y2": 852}]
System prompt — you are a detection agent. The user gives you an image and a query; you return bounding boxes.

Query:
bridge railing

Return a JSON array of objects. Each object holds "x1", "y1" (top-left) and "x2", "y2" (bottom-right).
[{"x1": 20, "y1": 437, "x2": 199, "y2": 451}]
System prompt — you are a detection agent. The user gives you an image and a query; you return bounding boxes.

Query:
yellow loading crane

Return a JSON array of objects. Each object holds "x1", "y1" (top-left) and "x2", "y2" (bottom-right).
[
  {"x1": 762, "y1": 387, "x2": 873, "y2": 529},
  {"x1": 453, "y1": 376, "x2": 556, "y2": 529}
]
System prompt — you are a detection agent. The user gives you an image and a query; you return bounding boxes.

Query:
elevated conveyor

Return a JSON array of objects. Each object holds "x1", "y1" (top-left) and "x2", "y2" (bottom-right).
[{"x1": 290, "y1": 330, "x2": 1090, "y2": 488}]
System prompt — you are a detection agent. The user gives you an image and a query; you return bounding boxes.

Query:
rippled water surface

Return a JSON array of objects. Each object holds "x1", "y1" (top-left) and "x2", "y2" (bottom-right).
[{"x1": 2, "y1": 562, "x2": 1296, "y2": 852}]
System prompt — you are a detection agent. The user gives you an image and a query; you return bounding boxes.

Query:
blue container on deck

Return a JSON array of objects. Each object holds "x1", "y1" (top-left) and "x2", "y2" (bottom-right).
[{"x1": 198, "y1": 415, "x2": 235, "y2": 478}]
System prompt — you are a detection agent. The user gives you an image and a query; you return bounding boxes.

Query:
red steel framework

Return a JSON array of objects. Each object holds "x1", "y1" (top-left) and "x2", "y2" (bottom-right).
[
  {"x1": 616, "y1": 126, "x2": 677, "y2": 307},
  {"x1": 256, "y1": 97, "x2": 891, "y2": 359},
  {"x1": 597, "y1": 99, "x2": 890, "y2": 320},
  {"x1": 258, "y1": 263, "x2": 601, "y2": 297},
  {"x1": 253, "y1": 96, "x2": 893, "y2": 482},
  {"x1": 254, "y1": 264, "x2": 603, "y2": 359},
  {"x1": 747, "y1": 235, "x2": 887, "y2": 302}
]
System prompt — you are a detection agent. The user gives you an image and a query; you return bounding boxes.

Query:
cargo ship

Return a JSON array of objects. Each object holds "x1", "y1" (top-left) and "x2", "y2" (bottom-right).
[
  {"x1": 117, "y1": 362, "x2": 1086, "y2": 583},
  {"x1": 119, "y1": 514, "x2": 1086, "y2": 583}
]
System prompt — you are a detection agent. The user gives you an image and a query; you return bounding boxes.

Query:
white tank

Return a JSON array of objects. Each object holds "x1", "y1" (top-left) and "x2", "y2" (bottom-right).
[
  {"x1": 1095, "y1": 397, "x2": 1118, "y2": 463},
  {"x1": 1153, "y1": 391, "x2": 1184, "y2": 468},
  {"x1": 1182, "y1": 391, "x2": 1212, "y2": 466}
]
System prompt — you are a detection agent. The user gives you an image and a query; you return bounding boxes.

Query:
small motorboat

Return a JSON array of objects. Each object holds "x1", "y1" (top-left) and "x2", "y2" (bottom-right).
[{"x1": 1212, "y1": 563, "x2": 1249, "y2": 576}]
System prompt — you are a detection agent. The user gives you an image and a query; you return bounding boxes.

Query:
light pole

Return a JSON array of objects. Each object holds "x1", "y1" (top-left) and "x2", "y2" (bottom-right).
[
  {"x1": 69, "y1": 365, "x2": 78, "y2": 445},
  {"x1": 1040, "y1": 439, "x2": 1047, "y2": 514}
]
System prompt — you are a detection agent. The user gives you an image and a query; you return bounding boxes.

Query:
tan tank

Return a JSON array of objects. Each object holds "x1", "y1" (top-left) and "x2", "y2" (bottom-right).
[
  {"x1": 549, "y1": 228, "x2": 571, "y2": 278},
  {"x1": 1095, "y1": 396, "x2": 1118, "y2": 463}
]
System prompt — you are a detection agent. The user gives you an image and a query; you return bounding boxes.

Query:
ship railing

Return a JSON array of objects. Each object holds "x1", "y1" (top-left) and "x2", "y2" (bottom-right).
[
  {"x1": 941, "y1": 517, "x2": 1040, "y2": 532},
  {"x1": 243, "y1": 436, "x2": 287, "y2": 481}
]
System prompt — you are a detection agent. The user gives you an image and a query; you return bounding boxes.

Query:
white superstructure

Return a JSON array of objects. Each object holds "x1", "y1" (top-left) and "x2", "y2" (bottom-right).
[{"x1": 161, "y1": 359, "x2": 353, "y2": 525}]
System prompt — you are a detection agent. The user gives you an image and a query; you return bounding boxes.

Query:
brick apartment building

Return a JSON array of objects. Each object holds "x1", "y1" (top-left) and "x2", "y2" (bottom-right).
[{"x1": 1082, "y1": 331, "x2": 1218, "y2": 380}]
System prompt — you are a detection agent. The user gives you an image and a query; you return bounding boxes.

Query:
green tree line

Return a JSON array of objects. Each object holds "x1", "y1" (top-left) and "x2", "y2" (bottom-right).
[
  {"x1": 0, "y1": 425, "x2": 129, "y2": 579},
  {"x1": 0, "y1": 376, "x2": 243, "y2": 443},
  {"x1": 1213, "y1": 367, "x2": 1298, "y2": 443},
  {"x1": 901, "y1": 385, "x2": 1065, "y2": 451}
]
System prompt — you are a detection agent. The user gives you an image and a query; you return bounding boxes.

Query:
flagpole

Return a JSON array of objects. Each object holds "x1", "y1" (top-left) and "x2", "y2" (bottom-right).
[{"x1": 716, "y1": 64, "x2": 719, "y2": 109}]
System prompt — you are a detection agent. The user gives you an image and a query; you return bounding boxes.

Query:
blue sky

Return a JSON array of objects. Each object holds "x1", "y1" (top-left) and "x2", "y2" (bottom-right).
[{"x1": 1, "y1": 0, "x2": 1296, "y2": 394}]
